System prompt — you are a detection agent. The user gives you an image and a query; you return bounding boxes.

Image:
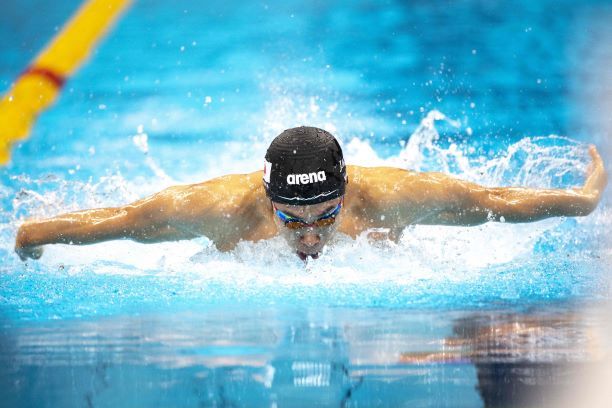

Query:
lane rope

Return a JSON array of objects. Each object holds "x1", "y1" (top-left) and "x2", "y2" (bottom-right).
[
  {"x1": 0, "y1": 0, "x2": 132, "y2": 165},
  {"x1": 19, "y1": 67, "x2": 67, "y2": 89}
]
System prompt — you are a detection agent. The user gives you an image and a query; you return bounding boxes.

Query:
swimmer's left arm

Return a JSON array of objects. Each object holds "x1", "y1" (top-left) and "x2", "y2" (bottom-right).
[{"x1": 417, "y1": 145, "x2": 607, "y2": 225}]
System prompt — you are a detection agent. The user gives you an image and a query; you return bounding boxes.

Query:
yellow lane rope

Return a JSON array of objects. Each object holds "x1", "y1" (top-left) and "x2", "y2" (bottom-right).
[{"x1": 0, "y1": 0, "x2": 132, "y2": 165}]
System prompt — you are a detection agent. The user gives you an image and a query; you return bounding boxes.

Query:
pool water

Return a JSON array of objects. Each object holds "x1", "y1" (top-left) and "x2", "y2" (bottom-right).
[{"x1": 1, "y1": 0, "x2": 611, "y2": 406}]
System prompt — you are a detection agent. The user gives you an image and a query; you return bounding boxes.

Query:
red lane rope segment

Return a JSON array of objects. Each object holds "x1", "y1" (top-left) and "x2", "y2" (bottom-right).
[{"x1": 19, "y1": 66, "x2": 66, "y2": 89}]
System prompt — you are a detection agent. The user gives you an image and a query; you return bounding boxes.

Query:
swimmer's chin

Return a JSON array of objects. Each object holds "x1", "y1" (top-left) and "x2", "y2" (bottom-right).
[
  {"x1": 296, "y1": 251, "x2": 320, "y2": 261},
  {"x1": 297, "y1": 244, "x2": 324, "y2": 255}
]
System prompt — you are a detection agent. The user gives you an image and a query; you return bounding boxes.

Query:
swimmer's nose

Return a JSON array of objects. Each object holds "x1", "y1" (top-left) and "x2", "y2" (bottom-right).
[{"x1": 300, "y1": 232, "x2": 321, "y2": 247}]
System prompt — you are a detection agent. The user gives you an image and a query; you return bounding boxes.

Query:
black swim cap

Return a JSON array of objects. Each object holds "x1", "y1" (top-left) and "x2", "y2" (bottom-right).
[{"x1": 263, "y1": 126, "x2": 347, "y2": 205}]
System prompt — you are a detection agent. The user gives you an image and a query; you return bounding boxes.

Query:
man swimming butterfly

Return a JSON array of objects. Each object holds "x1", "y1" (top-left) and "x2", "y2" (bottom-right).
[{"x1": 15, "y1": 126, "x2": 607, "y2": 261}]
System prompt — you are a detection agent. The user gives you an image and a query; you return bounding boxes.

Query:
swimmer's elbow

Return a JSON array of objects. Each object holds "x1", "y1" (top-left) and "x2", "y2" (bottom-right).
[
  {"x1": 123, "y1": 205, "x2": 201, "y2": 243},
  {"x1": 109, "y1": 204, "x2": 162, "y2": 242}
]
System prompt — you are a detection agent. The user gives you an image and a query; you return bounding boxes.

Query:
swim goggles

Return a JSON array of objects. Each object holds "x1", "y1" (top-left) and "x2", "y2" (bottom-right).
[{"x1": 273, "y1": 200, "x2": 343, "y2": 229}]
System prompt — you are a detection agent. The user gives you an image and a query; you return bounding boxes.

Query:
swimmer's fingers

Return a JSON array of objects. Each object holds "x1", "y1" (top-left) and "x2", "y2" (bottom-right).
[
  {"x1": 583, "y1": 145, "x2": 607, "y2": 196},
  {"x1": 15, "y1": 224, "x2": 44, "y2": 261},
  {"x1": 15, "y1": 244, "x2": 44, "y2": 261},
  {"x1": 29, "y1": 245, "x2": 44, "y2": 260},
  {"x1": 586, "y1": 145, "x2": 603, "y2": 175},
  {"x1": 30, "y1": 246, "x2": 44, "y2": 260},
  {"x1": 588, "y1": 144, "x2": 603, "y2": 163}
]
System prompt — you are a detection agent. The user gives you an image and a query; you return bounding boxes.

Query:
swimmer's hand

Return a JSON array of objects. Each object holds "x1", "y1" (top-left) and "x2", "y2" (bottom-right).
[
  {"x1": 579, "y1": 145, "x2": 608, "y2": 207},
  {"x1": 15, "y1": 222, "x2": 44, "y2": 261},
  {"x1": 15, "y1": 244, "x2": 44, "y2": 261}
]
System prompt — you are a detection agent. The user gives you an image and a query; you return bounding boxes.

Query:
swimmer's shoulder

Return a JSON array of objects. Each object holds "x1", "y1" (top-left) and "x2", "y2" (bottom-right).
[
  {"x1": 341, "y1": 165, "x2": 417, "y2": 237},
  {"x1": 180, "y1": 170, "x2": 268, "y2": 210},
  {"x1": 346, "y1": 165, "x2": 420, "y2": 200},
  {"x1": 175, "y1": 171, "x2": 275, "y2": 248}
]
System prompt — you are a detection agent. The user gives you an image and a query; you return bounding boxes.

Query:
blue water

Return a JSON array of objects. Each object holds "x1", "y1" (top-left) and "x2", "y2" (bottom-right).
[{"x1": 1, "y1": 0, "x2": 611, "y2": 406}]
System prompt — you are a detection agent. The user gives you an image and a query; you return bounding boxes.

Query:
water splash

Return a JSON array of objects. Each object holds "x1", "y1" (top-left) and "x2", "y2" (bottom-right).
[
  {"x1": 131, "y1": 125, "x2": 174, "y2": 183},
  {"x1": 1, "y1": 109, "x2": 609, "y2": 320}
]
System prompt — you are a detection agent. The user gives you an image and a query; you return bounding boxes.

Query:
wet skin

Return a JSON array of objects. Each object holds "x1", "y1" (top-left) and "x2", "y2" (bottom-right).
[{"x1": 15, "y1": 146, "x2": 607, "y2": 261}]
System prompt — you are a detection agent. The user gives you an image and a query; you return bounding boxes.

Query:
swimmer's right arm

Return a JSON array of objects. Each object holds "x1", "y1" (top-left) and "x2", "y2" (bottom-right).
[
  {"x1": 14, "y1": 172, "x2": 263, "y2": 261},
  {"x1": 14, "y1": 185, "x2": 201, "y2": 261}
]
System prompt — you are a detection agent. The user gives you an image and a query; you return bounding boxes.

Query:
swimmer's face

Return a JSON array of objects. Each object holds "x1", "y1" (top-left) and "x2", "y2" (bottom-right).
[{"x1": 271, "y1": 196, "x2": 343, "y2": 260}]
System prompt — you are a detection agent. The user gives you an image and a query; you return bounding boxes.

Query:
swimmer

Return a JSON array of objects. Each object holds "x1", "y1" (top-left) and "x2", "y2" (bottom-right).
[{"x1": 15, "y1": 126, "x2": 607, "y2": 261}]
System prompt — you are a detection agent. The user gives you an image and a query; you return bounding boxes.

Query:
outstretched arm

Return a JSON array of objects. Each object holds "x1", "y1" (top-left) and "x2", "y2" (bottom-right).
[
  {"x1": 357, "y1": 145, "x2": 607, "y2": 228},
  {"x1": 14, "y1": 185, "x2": 199, "y2": 261},
  {"x1": 418, "y1": 145, "x2": 607, "y2": 226},
  {"x1": 14, "y1": 171, "x2": 265, "y2": 261}
]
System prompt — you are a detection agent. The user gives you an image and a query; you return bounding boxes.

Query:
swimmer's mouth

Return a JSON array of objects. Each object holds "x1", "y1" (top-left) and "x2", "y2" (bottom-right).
[{"x1": 297, "y1": 251, "x2": 319, "y2": 261}]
